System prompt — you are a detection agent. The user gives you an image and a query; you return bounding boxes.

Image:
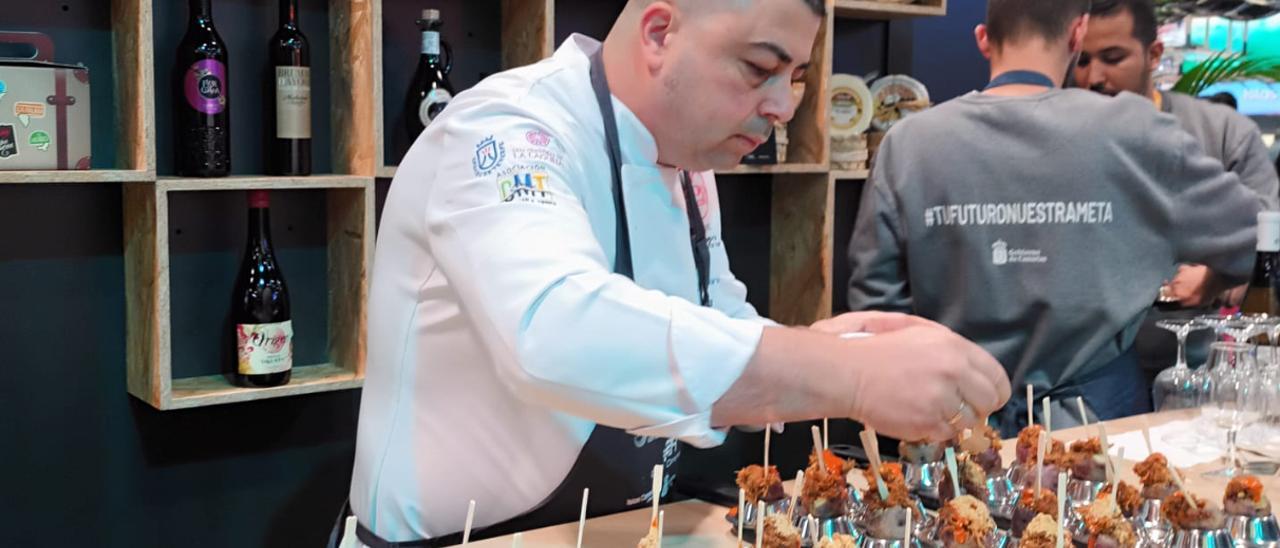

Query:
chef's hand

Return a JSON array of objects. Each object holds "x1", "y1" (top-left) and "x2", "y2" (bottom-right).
[
  {"x1": 845, "y1": 323, "x2": 1010, "y2": 442},
  {"x1": 810, "y1": 311, "x2": 941, "y2": 335}
]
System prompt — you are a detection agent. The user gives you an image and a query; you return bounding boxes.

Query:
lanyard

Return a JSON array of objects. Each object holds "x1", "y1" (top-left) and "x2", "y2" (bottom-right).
[
  {"x1": 985, "y1": 70, "x2": 1056, "y2": 91},
  {"x1": 588, "y1": 47, "x2": 711, "y2": 307}
]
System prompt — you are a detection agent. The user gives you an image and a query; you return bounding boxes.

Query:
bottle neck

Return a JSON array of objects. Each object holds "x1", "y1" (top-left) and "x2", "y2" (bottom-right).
[
  {"x1": 190, "y1": 0, "x2": 212, "y2": 21},
  {"x1": 280, "y1": 0, "x2": 299, "y2": 28},
  {"x1": 248, "y1": 191, "x2": 273, "y2": 246},
  {"x1": 421, "y1": 28, "x2": 442, "y2": 59}
]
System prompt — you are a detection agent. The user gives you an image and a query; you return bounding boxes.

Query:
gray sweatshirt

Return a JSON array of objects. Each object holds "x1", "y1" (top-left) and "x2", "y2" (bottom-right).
[
  {"x1": 847, "y1": 88, "x2": 1263, "y2": 389},
  {"x1": 1163, "y1": 91, "x2": 1279, "y2": 210}
]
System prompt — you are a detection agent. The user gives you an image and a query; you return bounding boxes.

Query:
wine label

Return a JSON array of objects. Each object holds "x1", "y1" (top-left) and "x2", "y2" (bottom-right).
[
  {"x1": 418, "y1": 89, "x2": 453, "y2": 126},
  {"x1": 184, "y1": 59, "x2": 228, "y2": 115},
  {"x1": 421, "y1": 31, "x2": 441, "y2": 55},
  {"x1": 1259, "y1": 211, "x2": 1280, "y2": 252},
  {"x1": 275, "y1": 66, "x2": 312, "y2": 139},
  {"x1": 236, "y1": 320, "x2": 293, "y2": 375}
]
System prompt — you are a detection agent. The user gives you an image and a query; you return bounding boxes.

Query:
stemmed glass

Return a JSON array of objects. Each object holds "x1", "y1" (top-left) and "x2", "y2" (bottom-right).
[
  {"x1": 1153, "y1": 318, "x2": 1212, "y2": 411},
  {"x1": 1201, "y1": 342, "x2": 1274, "y2": 477}
]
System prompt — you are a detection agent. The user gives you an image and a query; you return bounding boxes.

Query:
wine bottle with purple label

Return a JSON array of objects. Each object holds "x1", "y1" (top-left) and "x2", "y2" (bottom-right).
[{"x1": 175, "y1": 0, "x2": 230, "y2": 177}]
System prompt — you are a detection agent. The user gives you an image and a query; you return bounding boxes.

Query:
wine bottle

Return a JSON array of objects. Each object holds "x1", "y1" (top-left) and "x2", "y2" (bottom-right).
[
  {"x1": 232, "y1": 191, "x2": 293, "y2": 387},
  {"x1": 405, "y1": 9, "x2": 455, "y2": 146},
  {"x1": 1241, "y1": 211, "x2": 1280, "y2": 317},
  {"x1": 269, "y1": 0, "x2": 311, "y2": 176},
  {"x1": 175, "y1": 0, "x2": 231, "y2": 177}
]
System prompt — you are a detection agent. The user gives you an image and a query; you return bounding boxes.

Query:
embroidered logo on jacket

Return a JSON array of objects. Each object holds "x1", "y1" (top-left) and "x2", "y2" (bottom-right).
[
  {"x1": 498, "y1": 172, "x2": 558, "y2": 206},
  {"x1": 472, "y1": 136, "x2": 506, "y2": 176}
]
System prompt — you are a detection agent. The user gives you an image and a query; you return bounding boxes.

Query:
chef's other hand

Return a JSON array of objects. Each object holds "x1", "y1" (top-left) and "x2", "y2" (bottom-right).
[
  {"x1": 811, "y1": 311, "x2": 941, "y2": 336},
  {"x1": 846, "y1": 323, "x2": 1009, "y2": 442}
]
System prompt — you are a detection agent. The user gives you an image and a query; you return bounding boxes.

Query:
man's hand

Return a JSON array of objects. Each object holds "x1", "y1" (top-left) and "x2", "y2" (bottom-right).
[
  {"x1": 845, "y1": 324, "x2": 1011, "y2": 441},
  {"x1": 811, "y1": 311, "x2": 942, "y2": 336},
  {"x1": 1164, "y1": 264, "x2": 1215, "y2": 307}
]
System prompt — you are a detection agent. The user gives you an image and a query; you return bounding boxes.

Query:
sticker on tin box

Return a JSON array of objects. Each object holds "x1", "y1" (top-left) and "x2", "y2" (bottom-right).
[
  {"x1": 0, "y1": 80, "x2": 7, "y2": 102},
  {"x1": 29, "y1": 130, "x2": 50, "y2": 151},
  {"x1": 0, "y1": 124, "x2": 19, "y2": 159},
  {"x1": 14, "y1": 102, "x2": 46, "y2": 127}
]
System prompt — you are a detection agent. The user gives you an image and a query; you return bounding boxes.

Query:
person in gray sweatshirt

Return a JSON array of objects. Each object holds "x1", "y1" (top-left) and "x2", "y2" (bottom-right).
[
  {"x1": 1073, "y1": 0, "x2": 1280, "y2": 396},
  {"x1": 841, "y1": 0, "x2": 1265, "y2": 436}
]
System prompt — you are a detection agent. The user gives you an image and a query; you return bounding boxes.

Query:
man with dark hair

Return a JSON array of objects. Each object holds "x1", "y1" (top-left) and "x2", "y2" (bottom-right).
[
  {"x1": 1075, "y1": 0, "x2": 1279, "y2": 389},
  {"x1": 842, "y1": 0, "x2": 1264, "y2": 435}
]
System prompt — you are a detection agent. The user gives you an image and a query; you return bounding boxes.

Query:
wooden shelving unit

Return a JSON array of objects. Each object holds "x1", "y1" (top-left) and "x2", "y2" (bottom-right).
[
  {"x1": 8, "y1": 0, "x2": 944, "y2": 408},
  {"x1": 0, "y1": 169, "x2": 154, "y2": 184},
  {"x1": 831, "y1": 169, "x2": 872, "y2": 181},
  {"x1": 835, "y1": 0, "x2": 947, "y2": 20},
  {"x1": 124, "y1": 176, "x2": 374, "y2": 410}
]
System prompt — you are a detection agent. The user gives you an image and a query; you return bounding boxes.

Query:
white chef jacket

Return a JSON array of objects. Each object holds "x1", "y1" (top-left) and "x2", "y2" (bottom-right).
[{"x1": 349, "y1": 34, "x2": 774, "y2": 541}]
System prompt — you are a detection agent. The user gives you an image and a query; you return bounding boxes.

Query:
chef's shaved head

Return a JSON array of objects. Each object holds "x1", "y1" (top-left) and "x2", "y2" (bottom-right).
[
  {"x1": 605, "y1": 0, "x2": 823, "y2": 171},
  {"x1": 623, "y1": 0, "x2": 826, "y2": 17}
]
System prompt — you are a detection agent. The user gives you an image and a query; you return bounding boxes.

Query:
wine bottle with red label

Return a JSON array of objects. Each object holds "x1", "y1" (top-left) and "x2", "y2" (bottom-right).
[
  {"x1": 404, "y1": 9, "x2": 454, "y2": 148},
  {"x1": 175, "y1": 0, "x2": 231, "y2": 177},
  {"x1": 232, "y1": 190, "x2": 293, "y2": 387}
]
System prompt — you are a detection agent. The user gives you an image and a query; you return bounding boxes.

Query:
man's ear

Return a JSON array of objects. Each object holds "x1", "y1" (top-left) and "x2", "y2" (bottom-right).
[
  {"x1": 1148, "y1": 39, "x2": 1165, "y2": 70},
  {"x1": 1067, "y1": 14, "x2": 1091, "y2": 54},
  {"x1": 975, "y1": 24, "x2": 994, "y2": 60},
  {"x1": 638, "y1": 2, "x2": 678, "y2": 72}
]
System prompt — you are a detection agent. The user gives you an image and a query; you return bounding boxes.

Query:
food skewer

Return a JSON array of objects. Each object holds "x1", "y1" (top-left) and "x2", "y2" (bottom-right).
[
  {"x1": 1042, "y1": 398, "x2": 1053, "y2": 435},
  {"x1": 1027, "y1": 385, "x2": 1035, "y2": 427},
  {"x1": 462, "y1": 499, "x2": 476, "y2": 545},
  {"x1": 1167, "y1": 463, "x2": 1197, "y2": 507},
  {"x1": 652, "y1": 464, "x2": 663, "y2": 524},
  {"x1": 904, "y1": 503, "x2": 913, "y2": 546},
  {"x1": 944, "y1": 446, "x2": 963, "y2": 497},
  {"x1": 860, "y1": 429, "x2": 890, "y2": 500},
  {"x1": 737, "y1": 488, "x2": 745, "y2": 546},
  {"x1": 764, "y1": 427, "x2": 771, "y2": 475},
  {"x1": 755, "y1": 500, "x2": 765, "y2": 548},
  {"x1": 1076, "y1": 397, "x2": 1090, "y2": 427},
  {"x1": 1055, "y1": 472, "x2": 1068, "y2": 548},
  {"x1": 1036, "y1": 431, "x2": 1048, "y2": 495},
  {"x1": 823, "y1": 418, "x2": 830, "y2": 451},
  {"x1": 811, "y1": 425, "x2": 828, "y2": 474},
  {"x1": 511, "y1": 532, "x2": 523, "y2": 548},
  {"x1": 577, "y1": 488, "x2": 589, "y2": 548},
  {"x1": 656, "y1": 510, "x2": 664, "y2": 548},
  {"x1": 788, "y1": 470, "x2": 805, "y2": 521}
]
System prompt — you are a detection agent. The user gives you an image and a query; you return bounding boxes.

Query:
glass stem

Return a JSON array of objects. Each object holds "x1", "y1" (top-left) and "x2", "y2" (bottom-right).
[
  {"x1": 1227, "y1": 427, "x2": 1240, "y2": 474},
  {"x1": 1176, "y1": 330, "x2": 1188, "y2": 369}
]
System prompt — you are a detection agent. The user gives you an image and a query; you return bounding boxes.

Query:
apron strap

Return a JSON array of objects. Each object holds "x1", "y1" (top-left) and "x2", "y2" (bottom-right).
[{"x1": 589, "y1": 45, "x2": 634, "y2": 279}]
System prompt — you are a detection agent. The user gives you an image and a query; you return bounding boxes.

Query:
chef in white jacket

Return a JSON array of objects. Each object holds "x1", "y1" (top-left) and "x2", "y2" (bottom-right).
[{"x1": 346, "y1": 0, "x2": 1011, "y2": 545}]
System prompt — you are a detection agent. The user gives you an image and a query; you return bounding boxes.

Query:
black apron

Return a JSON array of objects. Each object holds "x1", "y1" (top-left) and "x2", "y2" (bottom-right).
[{"x1": 344, "y1": 43, "x2": 712, "y2": 548}]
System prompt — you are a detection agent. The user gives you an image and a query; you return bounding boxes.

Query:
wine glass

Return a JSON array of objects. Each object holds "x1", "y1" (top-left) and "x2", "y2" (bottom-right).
[
  {"x1": 1153, "y1": 318, "x2": 1211, "y2": 411},
  {"x1": 1202, "y1": 342, "x2": 1267, "y2": 477}
]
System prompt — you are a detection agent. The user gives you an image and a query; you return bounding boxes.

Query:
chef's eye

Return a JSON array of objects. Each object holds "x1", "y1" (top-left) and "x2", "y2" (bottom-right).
[{"x1": 743, "y1": 61, "x2": 772, "y2": 85}]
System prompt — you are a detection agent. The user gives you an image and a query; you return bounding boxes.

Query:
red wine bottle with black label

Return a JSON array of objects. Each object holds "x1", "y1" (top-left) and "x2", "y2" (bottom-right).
[
  {"x1": 175, "y1": 0, "x2": 231, "y2": 177},
  {"x1": 269, "y1": 0, "x2": 311, "y2": 175},
  {"x1": 232, "y1": 191, "x2": 293, "y2": 387}
]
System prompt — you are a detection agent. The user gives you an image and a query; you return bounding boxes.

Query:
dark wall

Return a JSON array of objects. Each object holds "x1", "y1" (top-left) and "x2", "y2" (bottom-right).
[{"x1": 0, "y1": 1, "x2": 991, "y2": 546}]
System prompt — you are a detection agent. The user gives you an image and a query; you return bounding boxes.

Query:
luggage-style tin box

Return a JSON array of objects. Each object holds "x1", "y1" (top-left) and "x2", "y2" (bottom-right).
[{"x1": 0, "y1": 31, "x2": 92, "y2": 170}]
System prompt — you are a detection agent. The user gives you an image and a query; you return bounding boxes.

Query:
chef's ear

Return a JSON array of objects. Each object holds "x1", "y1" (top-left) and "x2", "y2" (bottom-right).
[{"x1": 638, "y1": 2, "x2": 678, "y2": 67}]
